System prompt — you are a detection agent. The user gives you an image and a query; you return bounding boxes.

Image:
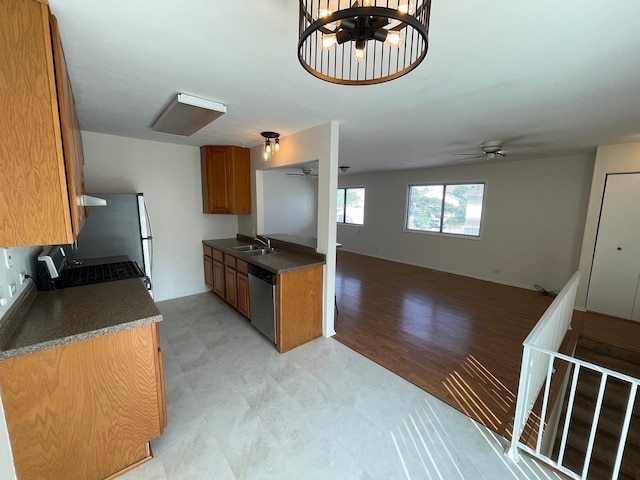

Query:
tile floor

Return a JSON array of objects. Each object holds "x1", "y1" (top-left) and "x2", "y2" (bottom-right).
[{"x1": 121, "y1": 293, "x2": 563, "y2": 480}]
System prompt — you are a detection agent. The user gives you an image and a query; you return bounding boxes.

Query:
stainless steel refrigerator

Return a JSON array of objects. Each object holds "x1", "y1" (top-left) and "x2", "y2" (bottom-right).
[{"x1": 68, "y1": 193, "x2": 153, "y2": 294}]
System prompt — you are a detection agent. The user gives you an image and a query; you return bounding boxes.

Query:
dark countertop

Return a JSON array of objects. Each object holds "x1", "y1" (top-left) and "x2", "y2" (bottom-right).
[
  {"x1": 264, "y1": 234, "x2": 317, "y2": 249},
  {"x1": 0, "y1": 279, "x2": 162, "y2": 360},
  {"x1": 203, "y1": 236, "x2": 325, "y2": 274}
]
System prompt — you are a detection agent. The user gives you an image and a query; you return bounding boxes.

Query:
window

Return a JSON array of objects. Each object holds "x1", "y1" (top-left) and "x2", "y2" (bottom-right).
[
  {"x1": 406, "y1": 183, "x2": 485, "y2": 237},
  {"x1": 337, "y1": 187, "x2": 365, "y2": 225}
]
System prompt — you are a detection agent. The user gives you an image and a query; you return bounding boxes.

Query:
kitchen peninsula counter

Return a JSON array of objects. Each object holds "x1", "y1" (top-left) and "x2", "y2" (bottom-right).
[
  {"x1": 0, "y1": 279, "x2": 161, "y2": 360},
  {"x1": 203, "y1": 235, "x2": 325, "y2": 274}
]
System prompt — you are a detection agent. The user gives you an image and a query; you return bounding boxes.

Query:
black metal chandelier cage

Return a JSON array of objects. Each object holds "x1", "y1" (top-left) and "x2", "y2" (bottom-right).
[{"x1": 298, "y1": 0, "x2": 431, "y2": 85}]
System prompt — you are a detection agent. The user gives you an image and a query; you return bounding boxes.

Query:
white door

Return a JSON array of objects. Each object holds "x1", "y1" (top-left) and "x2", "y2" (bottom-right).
[{"x1": 586, "y1": 173, "x2": 640, "y2": 320}]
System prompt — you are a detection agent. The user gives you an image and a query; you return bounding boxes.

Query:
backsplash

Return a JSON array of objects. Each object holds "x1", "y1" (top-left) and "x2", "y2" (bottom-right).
[{"x1": 0, "y1": 246, "x2": 39, "y2": 322}]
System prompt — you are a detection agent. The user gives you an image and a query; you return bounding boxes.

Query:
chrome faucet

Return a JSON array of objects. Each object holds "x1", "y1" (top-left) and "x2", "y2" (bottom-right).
[{"x1": 254, "y1": 235, "x2": 272, "y2": 249}]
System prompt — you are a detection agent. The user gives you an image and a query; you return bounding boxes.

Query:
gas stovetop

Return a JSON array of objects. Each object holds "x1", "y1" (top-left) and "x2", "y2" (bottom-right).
[{"x1": 56, "y1": 261, "x2": 145, "y2": 288}]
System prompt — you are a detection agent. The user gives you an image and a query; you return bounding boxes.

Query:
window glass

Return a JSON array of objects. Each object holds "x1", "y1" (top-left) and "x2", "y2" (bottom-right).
[
  {"x1": 345, "y1": 188, "x2": 365, "y2": 225},
  {"x1": 407, "y1": 183, "x2": 484, "y2": 237},
  {"x1": 337, "y1": 187, "x2": 365, "y2": 225},
  {"x1": 337, "y1": 188, "x2": 345, "y2": 223},
  {"x1": 407, "y1": 185, "x2": 443, "y2": 232}
]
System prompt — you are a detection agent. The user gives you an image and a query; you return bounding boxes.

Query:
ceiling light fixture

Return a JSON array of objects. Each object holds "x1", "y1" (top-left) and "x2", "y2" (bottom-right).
[
  {"x1": 298, "y1": 0, "x2": 431, "y2": 85},
  {"x1": 261, "y1": 131, "x2": 280, "y2": 161},
  {"x1": 152, "y1": 93, "x2": 226, "y2": 136}
]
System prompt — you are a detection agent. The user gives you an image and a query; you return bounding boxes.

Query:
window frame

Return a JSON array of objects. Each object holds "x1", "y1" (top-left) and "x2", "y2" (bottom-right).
[
  {"x1": 337, "y1": 186, "x2": 366, "y2": 226},
  {"x1": 404, "y1": 181, "x2": 486, "y2": 238}
]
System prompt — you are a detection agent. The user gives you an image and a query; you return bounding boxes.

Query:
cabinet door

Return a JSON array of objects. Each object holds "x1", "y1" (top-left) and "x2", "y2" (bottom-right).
[
  {"x1": 237, "y1": 272, "x2": 250, "y2": 319},
  {"x1": 50, "y1": 14, "x2": 86, "y2": 236},
  {"x1": 0, "y1": 325, "x2": 162, "y2": 480},
  {"x1": 200, "y1": 146, "x2": 251, "y2": 215},
  {"x1": 201, "y1": 147, "x2": 232, "y2": 214},
  {"x1": 0, "y1": 0, "x2": 74, "y2": 246},
  {"x1": 212, "y1": 260, "x2": 225, "y2": 298},
  {"x1": 225, "y1": 266, "x2": 237, "y2": 307},
  {"x1": 152, "y1": 323, "x2": 167, "y2": 432},
  {"x1": 203, "y1": 255, "x2": 213, "y2": 290}
]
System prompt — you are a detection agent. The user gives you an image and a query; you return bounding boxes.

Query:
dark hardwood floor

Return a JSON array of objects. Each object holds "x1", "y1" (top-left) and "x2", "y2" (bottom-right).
[
  {"x1": 334, "y1": 250, "x2": 640, "y2": 441},
  {"x1": 334, "y1": 250, "x2": 557, "y2": 440}
]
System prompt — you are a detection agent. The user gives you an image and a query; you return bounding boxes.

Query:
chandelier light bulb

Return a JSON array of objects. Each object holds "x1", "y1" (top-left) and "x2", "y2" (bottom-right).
[
  {"x1": 362, "y1": 0, "x2": 374, "y2": 6},
  {"x1": 265, "y1": 140, "x2": 271, "y2": 154},
  {"x1": 319, "y1": 8, "x2": 332, "y2": 17},
  {"x1": 322, "y1": 34, "x2": 337, "y2": 49},
  {"x1": 263, "y1": 150, "x2": 269, "y2": 161},
  {"x1": 275, "y1": 138, "x2": 280, "y2": 152},
  {"x1": 385, "y1": 30, "x2": 403, "y2": 47},
  {"x1": 398, "y1": 4, "x2": 415, "y2": 14},
  {"x1": 354, "y1": 45, "x2": 366, "y2": 62}
]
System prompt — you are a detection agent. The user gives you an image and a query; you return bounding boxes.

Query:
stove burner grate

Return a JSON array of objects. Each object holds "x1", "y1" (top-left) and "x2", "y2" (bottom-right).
[{"x1": 57, "y1": 261, "x2": 145, "y2": 288}]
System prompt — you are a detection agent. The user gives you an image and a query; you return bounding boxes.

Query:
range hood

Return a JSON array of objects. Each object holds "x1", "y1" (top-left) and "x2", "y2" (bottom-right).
[
  {"x1": 80, "y1": 194, "x2": 107, "y2": 206},
  {"x1": 152, "y1": 93, "x2": 227, "y2": 136}
]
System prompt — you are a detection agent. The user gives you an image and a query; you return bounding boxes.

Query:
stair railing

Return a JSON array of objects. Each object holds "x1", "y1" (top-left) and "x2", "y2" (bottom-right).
[
  {"x1": 508, "y1": 271, "x2": 640, "y2": 479},
  {"x1": 517, "y1": 346, "x2": 639, "y2": 479},
  {"x1": 507, "y1": 272, "x2": 579, "y2": 462}
]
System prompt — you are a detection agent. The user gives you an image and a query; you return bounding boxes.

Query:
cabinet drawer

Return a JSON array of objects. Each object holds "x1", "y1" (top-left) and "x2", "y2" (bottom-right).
[
  {"x1": 236, "y1": 259, "x2": 248, "y2": 275},
  {"x1": 203, "y1": 244, "x2": 213, "y2": 257},
  {"x1": 211, "y1": 248, "x2": 223, "y2": 262},
  {"x1": 224, "y1": 254, "x2": 236, "y2": 269}
]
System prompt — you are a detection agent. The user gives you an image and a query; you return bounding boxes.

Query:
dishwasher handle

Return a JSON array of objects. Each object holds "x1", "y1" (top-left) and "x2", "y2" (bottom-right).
[{"x1": 247, "y1": 264, "x2": 277, "y2": 285}]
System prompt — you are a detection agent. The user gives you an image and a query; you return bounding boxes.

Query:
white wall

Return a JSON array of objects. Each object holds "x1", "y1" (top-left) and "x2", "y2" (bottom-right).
[
  {"x1": 81, "y1": 132, "x2": 239, "y2": 301},
  {"x1": 263, "y1": 169, "x2": 318, "y2": 237},
  {"x1": 0, "y1": 247, "x2": 39, "y2": 322},
  {"x1": 576, "y1": 142, "x2": 640, "y2": 309},
  {"x1": 0, "y1": 247, "x2": 36, "y2": 479},
  {"x1": 338, "y1": 154, "x2": 594, "y2": 291},
  {"x1": 238, "y1": 122, "x2": 339, "y2": 337}
]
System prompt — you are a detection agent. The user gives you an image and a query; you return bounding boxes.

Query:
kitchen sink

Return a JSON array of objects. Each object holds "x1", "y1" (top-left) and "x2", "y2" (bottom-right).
[
  {"x1": 232, "y1": 245, "x2": 261, "y2": 251},
  {"x1": 243, "y1": 248, "x2": 278, "y2": 256}
]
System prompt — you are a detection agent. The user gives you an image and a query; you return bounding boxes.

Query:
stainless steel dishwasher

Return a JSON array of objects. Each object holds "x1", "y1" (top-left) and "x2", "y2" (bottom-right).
[{"x1": 248, "y1": 264, "x2": 277, "y2": 344}]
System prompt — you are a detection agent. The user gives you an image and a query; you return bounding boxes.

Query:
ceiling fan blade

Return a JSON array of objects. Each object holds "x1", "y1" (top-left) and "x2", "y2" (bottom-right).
[
  {"x1": 446, "y1": 155, "x2": 485, "y2": 163},
  {"x1": 454, "y1": 153, "x2": 485, "y2": 156},
  {"x1": 497, "y1": 146, "x2": 534, "y2": 154}
]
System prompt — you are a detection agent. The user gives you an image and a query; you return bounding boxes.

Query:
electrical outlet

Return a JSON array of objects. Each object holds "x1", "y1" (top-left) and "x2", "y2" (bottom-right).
[
  {"x1": 0, "y1": 297, "x2": 7, "y2": 307},
  {"x1": 2, "y1": 248, "x2": 12, "y2": 269},
  {"x1": 19, "y1": 271, "x2": 27, "y2": 285},
  {"x1": 9, "y1": 281, "x2": 17, "y2": 297}
]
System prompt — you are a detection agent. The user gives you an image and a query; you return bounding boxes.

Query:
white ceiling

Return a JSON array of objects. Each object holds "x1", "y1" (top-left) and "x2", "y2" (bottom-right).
[{"x1": 49, "y1": 0, "x2": 640, "y2": 173}]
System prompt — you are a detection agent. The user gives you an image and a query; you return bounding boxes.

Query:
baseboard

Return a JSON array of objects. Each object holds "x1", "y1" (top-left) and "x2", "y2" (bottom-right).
[
  {"x1": 337, "y1": 248, "x2": 538, "y2": 291},
  {"x1": 154, "y1": 287, "x2": 210, "y2": 302}
]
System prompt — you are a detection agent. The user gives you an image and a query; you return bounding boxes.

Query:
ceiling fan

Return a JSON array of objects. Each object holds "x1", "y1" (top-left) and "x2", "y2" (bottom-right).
[
  {"x1": 286, "y1": 167, "x2": 318, "y2": 178},
  {"x1": 451, "y1": 140, "x2": 539, "y2": 162}
]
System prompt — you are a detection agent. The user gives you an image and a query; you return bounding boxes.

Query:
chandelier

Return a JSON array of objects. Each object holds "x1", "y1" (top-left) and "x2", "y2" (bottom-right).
[{"x1": 298, "y1": 0, "x2": 431, "y2": 85}]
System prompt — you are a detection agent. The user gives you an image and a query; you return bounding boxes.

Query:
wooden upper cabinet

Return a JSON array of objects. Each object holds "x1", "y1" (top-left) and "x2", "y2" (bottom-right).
[
  {"x1": 201, "y1": 146, "x2": 251, "y2": 215},
  {"x1": 50, "y1": 14, "x2": 87, "y2": 237},
  {"x1": 0, "y1": 1, "x2": 86, "y2": 246}
]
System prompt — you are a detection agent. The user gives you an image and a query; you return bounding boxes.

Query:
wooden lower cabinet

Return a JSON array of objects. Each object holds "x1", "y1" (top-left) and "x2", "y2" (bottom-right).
[
  {"x1": 201, "y1": 244, "x2": 323, "y2": 352},
  {"x1": 212, "y1": 259, "x2": 225, "y2": 297},
  {"x1": 225, "y1": 265, "x2": 237, "y2": 307},
  {"x1": 0, "y1": 323, "x2": 166, "y2": 480},
  {"x1": 236, "y1": 259, "x2": 250, "y2": 319},
  {"x1": 203, "y1": 254, "x2": 213, "y2": 290},
  {"x1": 277, "y1": 265, "x2": 323, "y2": 353}
]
